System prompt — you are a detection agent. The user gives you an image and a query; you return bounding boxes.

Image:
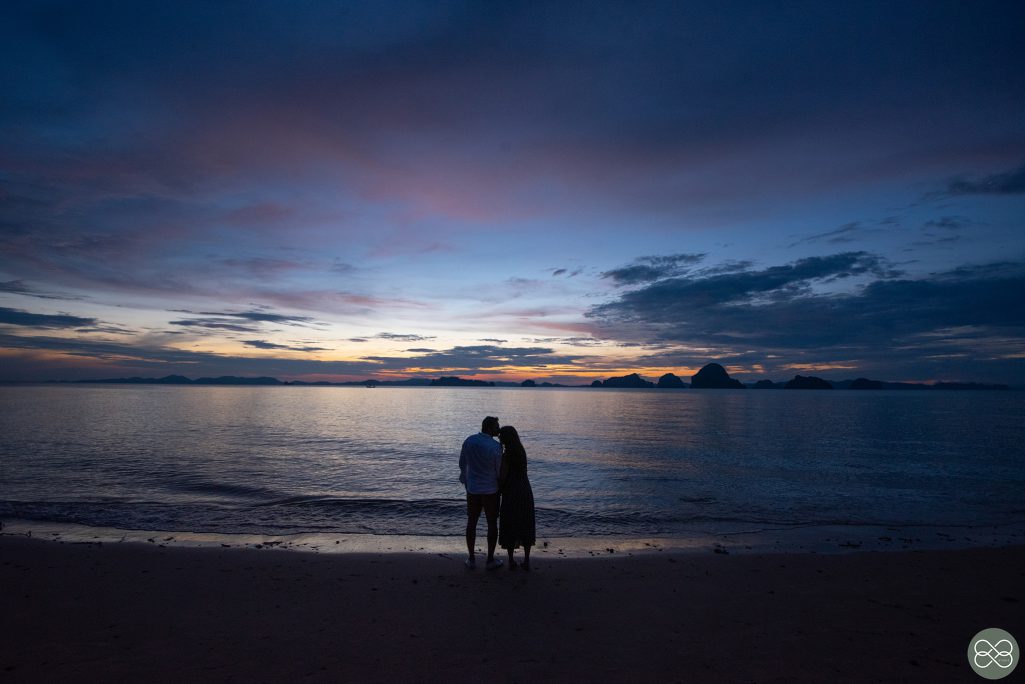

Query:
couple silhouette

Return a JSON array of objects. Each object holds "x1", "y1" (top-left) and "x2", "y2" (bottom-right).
[{"x1": 459, "y1": 416, "x2": 536, "y2": 570}]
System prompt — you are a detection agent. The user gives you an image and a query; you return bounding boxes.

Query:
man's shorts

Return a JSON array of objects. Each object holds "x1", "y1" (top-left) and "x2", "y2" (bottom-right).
[{"x1": 466, "y1": 492, "x2": 499, "y2": 518}]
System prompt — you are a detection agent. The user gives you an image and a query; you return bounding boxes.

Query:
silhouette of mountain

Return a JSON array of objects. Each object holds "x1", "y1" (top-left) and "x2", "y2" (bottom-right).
[
  {"x1": 55, "y1": 369, "x2": 1014, "y2": 390},
  {"x1": 690, "y1": 363, "x2": 745, "y2": 389},
  {"x1": 784, "y1": 375, "x2": 833, "y2": 389},
  {"x1": 428, "y1": 376, "x2": 495, "y2": 387},
  {"x1": 75, "y1": 375, "x2": 179, "y2": 384},
  {"x1": 932, "y1": 381, "x2": 1009, "y2": 390},
  {"x1": 600, "y1": 373, "x2": 655, "y2": 388},
  {"x1": 657, "y1": 373, "x2": 686, "y2": 388}
]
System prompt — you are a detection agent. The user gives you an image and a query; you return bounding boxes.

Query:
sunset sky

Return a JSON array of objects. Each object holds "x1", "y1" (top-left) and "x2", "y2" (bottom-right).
[{"x1": 2, "y1": 1, "x2": 1023, "y2": 384}]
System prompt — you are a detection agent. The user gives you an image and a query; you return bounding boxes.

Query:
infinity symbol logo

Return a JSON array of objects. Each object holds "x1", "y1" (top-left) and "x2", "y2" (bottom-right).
[{"x1": 974, "y1": 639, "x2": 1014, "y2": 670}]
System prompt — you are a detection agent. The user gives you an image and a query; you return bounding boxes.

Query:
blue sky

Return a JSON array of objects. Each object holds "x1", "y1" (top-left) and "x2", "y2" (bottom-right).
[{"x1": 2, "y1": 1, "x2": 1023, "y2": 383}]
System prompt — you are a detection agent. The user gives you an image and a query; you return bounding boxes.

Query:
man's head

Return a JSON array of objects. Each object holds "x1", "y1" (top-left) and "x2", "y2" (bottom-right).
[{"x1": 481, "y1": 416, "x2": 500, "y2": 436}]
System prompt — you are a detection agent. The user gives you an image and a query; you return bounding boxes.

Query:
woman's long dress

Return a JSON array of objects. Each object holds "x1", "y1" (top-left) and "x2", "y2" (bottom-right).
[{"x1": 499, "y1": 445, "x2": 536, "y2": 549}]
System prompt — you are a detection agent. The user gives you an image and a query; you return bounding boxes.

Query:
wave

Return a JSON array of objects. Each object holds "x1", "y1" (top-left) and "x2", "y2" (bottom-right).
[
  {"x1": 164, "y1": 479, "x2": 288, "y2": 501},
  {"x1": 4, "y1": 495, "x2": 1022, "y2": 539}
]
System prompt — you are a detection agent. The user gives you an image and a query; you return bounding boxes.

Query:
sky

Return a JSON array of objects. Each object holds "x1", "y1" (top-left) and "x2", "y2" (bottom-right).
[{"x1": 1, "y1": 0, "x2": 1024, "y2": 385}]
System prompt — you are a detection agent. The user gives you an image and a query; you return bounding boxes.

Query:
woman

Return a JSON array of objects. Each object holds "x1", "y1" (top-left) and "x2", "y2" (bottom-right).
[{"x1": 498, "y1": 425, "x2": 536, "y2": 570}]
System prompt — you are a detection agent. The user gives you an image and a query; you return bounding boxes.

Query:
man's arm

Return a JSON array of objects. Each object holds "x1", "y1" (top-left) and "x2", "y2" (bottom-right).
[{"x1": 458, "y1": 439, "x2": 468, "y2": 486}]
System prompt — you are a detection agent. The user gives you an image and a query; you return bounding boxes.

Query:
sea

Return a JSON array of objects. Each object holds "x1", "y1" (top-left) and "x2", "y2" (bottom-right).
[{"x1": 2, "y1": 385, "x2": 1024, "y2": 552}]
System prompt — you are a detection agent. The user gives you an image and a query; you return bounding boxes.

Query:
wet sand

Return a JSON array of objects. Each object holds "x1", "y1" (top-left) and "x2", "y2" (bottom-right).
[{"x1": 2, "y1": 535, "x2": 1022, "y2": 682}]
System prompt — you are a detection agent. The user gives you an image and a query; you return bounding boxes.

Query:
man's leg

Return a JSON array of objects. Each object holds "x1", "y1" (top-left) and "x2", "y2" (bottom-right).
[
  {"x1": 465, "y1": 494, "x2": 483, "y2": 562},
  {"x1": 482, "y1": 493, "x2": 499, "y2": 562}
]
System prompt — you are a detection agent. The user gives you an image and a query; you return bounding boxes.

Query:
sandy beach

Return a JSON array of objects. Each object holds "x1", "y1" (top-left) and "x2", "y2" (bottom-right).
[{"x1": 2, "y1": 535, "x2": 1022, "y2": 682}]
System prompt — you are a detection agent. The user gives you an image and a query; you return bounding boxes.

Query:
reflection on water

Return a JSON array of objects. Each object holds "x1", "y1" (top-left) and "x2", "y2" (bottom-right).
[{"x1": 1, "y1": 385, "x2": 1024, "y2": 537}]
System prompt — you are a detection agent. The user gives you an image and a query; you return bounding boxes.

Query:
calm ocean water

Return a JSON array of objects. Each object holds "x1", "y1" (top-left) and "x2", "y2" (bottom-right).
[{"x1": 2, "y1": 385, "x2": 1024, "y2": 541}]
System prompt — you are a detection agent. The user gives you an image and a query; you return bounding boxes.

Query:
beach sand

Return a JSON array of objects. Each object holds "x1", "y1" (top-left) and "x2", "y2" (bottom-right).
[{"x1": 2, "y1": 535, "x2": 1022, "y2": 682}]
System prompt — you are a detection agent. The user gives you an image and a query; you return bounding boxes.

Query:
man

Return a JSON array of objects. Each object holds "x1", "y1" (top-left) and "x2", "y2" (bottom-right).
[{"x1": 459, "y1": 416, "x2": 504, "y2": 569}]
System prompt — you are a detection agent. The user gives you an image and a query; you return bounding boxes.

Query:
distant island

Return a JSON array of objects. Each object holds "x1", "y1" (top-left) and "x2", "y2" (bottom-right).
[
  {"x1": 429, "y1": 376, "x2": 494, "y2": 387},
  {"x1": 585, "y1": 364, "x2": 1009, "y2": 390},
  {"x1": 54, "y1": 375, "x2": 488, "y2": 387},
  {"x1": 43, "y1": 362, "x2": 1012, "y2": 390}
]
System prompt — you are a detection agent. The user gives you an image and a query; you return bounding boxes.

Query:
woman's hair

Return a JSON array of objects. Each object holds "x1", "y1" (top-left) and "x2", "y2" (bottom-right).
[{"x1": 499, "y1": 425, "x2": 523, "y2": 451}]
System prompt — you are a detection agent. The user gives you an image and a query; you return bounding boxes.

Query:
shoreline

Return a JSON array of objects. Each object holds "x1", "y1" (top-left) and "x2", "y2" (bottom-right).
[
  {"x1": 4, "y1": 517, "x2": 1025, "y2": 557},
  {"x1": 2, "y1": 534, "x2": 1023, "y2": 681}
]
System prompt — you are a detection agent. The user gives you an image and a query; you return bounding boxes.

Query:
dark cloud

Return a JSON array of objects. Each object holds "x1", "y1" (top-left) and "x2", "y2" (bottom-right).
[
  {"x1": 373, "y1": 332, "x2": 436, "y2": 342},
  {"x1": 0, "y1": 332, "x2": 380, "y2": 380},
  {"x1": 0, "y1": 306, "x2": 97, "y2": 328},
  {"x1": 73, "y1": 324, "x2": 138, "y2": 335},
  {"x1": 169, "y1": 318, "x2": 260, "y2": 333},
  {"x1": 589, "y1": 254, "x2": 1025, "y2": 381},
  {"x1": 691, "y1": 260, "x2": 755, "y2": 277},
  {"x1": 167, "y1": 310, "x2": 321, "y2": 333},
  {"x1": 923, "y1": 216, "x2": 974, "y2": 232},
  {"x1": 942, "y1": 163, "x2": 1025, "y2": 196},
  {"x1": 242, "y1": 340, "x2": 328, "y2": 352},
  {"x1": 0, "y1": 280, "x2": 81, "y2": 301},
  {"x1": 602, "y1": 253, "x2": 706, "y2": 286},
  {"x1": 0, "y1": 280, "x2": 31, "y2": 294},
  {"x1": 595, "y1": 252, "x2": 896, "y2": 315},
  {"x1": 0, "y1": 333, "x2": 584, "y2": 382},
  {"x1": 906, "y1": 235, "x2": 962, "y2": 249},
  {"x1": 478, "y1": 338, "x2": 507, "y2": 344},
  {"x1": 793, "y1": 222, "x2": 870, "y2": 246},
  {"x1": 361, "y1": 345, "x2": 579, "y2": 372},
  {"x1": 791, "y1": 216, "x2": 910, "y2": 248},
  {"x1": 552, "y1": 269, "x2": 567, "y2": 276},
  {"x1": 197, "y1": 310, "x2": 317, "y2": 326},
  {"x1": 528, "y1": 336, "x2": 606, "y2": 347}
]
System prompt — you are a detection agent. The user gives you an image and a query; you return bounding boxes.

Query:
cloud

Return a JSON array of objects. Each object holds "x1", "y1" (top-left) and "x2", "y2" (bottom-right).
[
  {"x1": 550, "y1": 267, "x2": 584, "y2": 279},
  {"x1": 601, "y1": 253, "x2": 705, "y2": 286},
  {"x1": 478, "y1": 338, "x2": 507, "y2": 344},
  {"x1": 594, "y1": 252, "x2": 896, "y2": 316},
  {"x1": 196, "y1": 310, "x2": 317, "y2": 325},
  {"x1": 0, "y1": 281, "x2": 31, "y2": 294},
  {"x1": 942, "y1": 163, "x2": 1025, "y2": 196},
  {"x1": 793, "y1": 222, "x2": 869, "y2": 246},
  {"x1": 0, "y1": 332, "x2": 381, "y2": 380},
  {"x1": 242, "y1": 339, "x2": 329, "y2": 352},
  {"x1": 588, "y1": 253, "x2": 1025, "y2": 380},
  {"x1": 372, "y1": 332, "x2": 436, "y2": 342},
  {"x1": 0, "y1": 306, "x2": 97, "y2": 328},
  {"x1": 0, "y1": 333, "x2": 586, "y2": 382},
  {"x1": 527, "y1": 336, "x2": 607, "y2": 347},
  {"x1": 169, "y1": 318, "x2": 261, "y2": 333},
  {"x1": 168, "y1": 309, "x2": 322, "y2": 333},
  {"x1": 361, "y1": 345, "x2": 580, "y2": 372},
  {"x1": 0, "y1": 280, "x2": 82, "y2": 301},
  {"x1": 923, "y1": 216, "x2": 974, "y2": 232}
]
